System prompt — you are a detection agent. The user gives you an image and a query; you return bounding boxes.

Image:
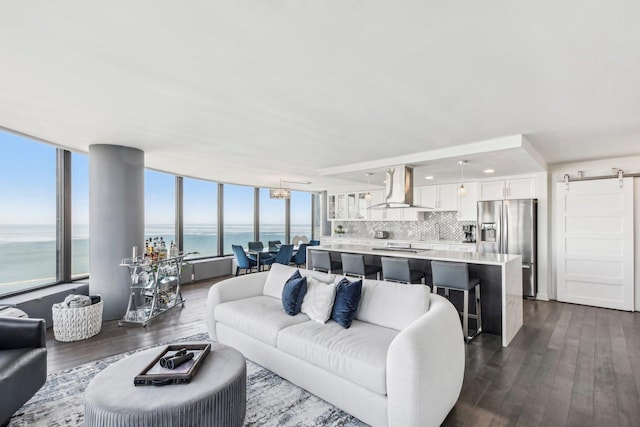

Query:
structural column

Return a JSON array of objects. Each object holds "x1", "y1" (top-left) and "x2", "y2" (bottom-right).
[{"x1": 89, "y1": 144, "x2": 144, "y2": 320}]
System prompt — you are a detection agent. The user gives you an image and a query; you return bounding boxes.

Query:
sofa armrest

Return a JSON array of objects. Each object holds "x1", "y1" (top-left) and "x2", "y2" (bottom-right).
[
  {"x1": 0, "y1": 317, "x2": 47, "y2": 350},
  {"x1": 386, "y1": 294, "x2": 464, "y2": 427},
  {"x1": 206, "y1": 272, "x2": 267, "y2": 341}
]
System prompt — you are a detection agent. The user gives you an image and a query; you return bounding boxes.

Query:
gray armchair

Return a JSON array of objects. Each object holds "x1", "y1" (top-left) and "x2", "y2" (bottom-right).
[{"x1": 0, "y1": 317, "x2": 47, "y2": 425}]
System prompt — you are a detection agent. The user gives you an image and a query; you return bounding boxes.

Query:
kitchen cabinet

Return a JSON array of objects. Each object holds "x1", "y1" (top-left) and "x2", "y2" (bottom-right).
[
  {"x1": 456, "y1": 181, "x2": 478, "y2": 222},
  {"x1": 327, "y1": 194, "x2": 348, "y2": 219},
  {"x1": 418, "y1": 184, "x2": 457, "y2": 211},
  {"x1": 478, "y1": 176, "x2": 537, "y2": 201},
  {"x1": 368, "y1": 190, "x2": 385, "y2": 220},
  {"x1": 329, "y1": 192, "x2": 370, "y2": 220}
]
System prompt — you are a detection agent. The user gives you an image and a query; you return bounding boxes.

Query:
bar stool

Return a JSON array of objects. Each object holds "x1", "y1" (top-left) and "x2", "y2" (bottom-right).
[
  {"x1": 341, "y1": 253, "x2": 381, "y2": 279},
  {"x1": 431, "y1": 261, "x2": 482, "y2": 343},
  {"x1": 310, "y1": 251, "x2": 341, "y2": 274},
  {"x1": 381, "y1": 257, "x2": 426, "y2": 285}
]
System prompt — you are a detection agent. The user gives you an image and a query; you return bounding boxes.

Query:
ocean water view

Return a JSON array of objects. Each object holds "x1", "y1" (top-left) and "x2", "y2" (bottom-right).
[{"x1": 0, "y1": 223, "x2": 311, "y2": 296}]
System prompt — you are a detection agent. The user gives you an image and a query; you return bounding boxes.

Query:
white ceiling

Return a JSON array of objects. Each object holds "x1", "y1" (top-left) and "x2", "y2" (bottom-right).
[{"x1": 1, "y1": 1, "x2": 640, "y2": 192}]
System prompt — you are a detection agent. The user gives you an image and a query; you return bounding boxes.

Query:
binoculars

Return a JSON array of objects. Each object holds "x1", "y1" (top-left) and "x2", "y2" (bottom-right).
[{"x1": 159, "y1": 348, "x2": 194, "y2": 370}]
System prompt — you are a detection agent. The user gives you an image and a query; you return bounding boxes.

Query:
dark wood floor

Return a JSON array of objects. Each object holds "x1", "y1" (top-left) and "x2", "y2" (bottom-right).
[{"x1": 46, "y1": 279, "x2": 640, "y2": 427}]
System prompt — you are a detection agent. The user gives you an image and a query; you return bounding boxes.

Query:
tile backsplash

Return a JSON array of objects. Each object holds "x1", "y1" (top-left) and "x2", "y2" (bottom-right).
[{"x1": 332, "y1": 211, "x2": 475, "y2": 241}]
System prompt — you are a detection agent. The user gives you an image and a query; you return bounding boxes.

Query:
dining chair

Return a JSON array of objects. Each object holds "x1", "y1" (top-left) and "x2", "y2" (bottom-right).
[
  {"x1": 248, "y1": 241, "x2": 264, "y2": 251},
  {"x1": 291, "y1": 243, "x2": 309, "y2": 267},
  {"x1": 260, "y1": 244, "x2": 293, "y2": 269},
  {"x1": 232, "y1": 245, "x2": 257, "y2": 276},
  {"x1": 268, "y1": 240, "x2": 282, "y2": 252}
]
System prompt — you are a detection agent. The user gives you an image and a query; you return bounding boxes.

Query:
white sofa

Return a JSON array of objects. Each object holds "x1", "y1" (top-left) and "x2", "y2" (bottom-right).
[{"x1": 206, "y1": 263, "x2": 464, "y2": 427}]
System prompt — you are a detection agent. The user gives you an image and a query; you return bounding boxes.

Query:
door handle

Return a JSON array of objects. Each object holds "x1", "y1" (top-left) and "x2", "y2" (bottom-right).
[{"x1": 522, "y1": 264, "x2": 531, "y2": 269}]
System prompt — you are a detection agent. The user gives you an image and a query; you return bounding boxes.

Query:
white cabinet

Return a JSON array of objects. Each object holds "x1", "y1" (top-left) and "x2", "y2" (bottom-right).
[
  {"x1": 506, "y1": 177, "x2": 537, "y2": 199},
  {"x1": 478, "y1": 176, "x2": 537, "y2": 201},
  {"x1": 329, "y1": 192, "x2": 371, "y2": 220},
  {"x1": 438, "y1": 184, "x2": 458, "y2": 210},
  {"x1": 456, "y1": 181, "x2": 478, "y2": 222},
  {"x1": 417, "y1": 184, "x2": 458, "y2": 211},
  {"x1": 368, "y1": 190, "x2": 385, "y2": 220}
]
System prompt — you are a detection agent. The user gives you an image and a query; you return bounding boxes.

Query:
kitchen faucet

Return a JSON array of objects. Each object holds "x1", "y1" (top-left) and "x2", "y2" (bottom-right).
[{"x1": 434, "y1": 222, "x2": 441, "y2": 241}]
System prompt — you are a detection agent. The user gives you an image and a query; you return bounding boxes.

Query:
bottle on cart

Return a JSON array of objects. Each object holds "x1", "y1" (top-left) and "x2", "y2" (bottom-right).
[
  {"x1": 158, "y1": 238, "x2": 168, "y2": 261},
  {"x1": 170, "y1": 241, "x2": 179, "y2": 258}
]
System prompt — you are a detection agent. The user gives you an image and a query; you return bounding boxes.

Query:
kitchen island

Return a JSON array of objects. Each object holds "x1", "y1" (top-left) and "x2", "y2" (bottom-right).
[{"x1": 307, "y1": 243, "x2": 523, "y2": 347}]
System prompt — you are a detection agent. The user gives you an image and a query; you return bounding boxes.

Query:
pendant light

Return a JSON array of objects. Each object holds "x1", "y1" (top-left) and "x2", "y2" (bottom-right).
[
  {"x1": 364, "y1": 173, "x2": 374, "y2": 200},
  {"x1": 457, "y1": 161, "x2": 468, "y2": 197}
]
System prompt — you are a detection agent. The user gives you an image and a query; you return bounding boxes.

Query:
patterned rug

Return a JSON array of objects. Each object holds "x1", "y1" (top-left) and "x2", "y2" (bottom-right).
[{"x1": 9, "y1": 333, "x2": 367, "y2": 426}]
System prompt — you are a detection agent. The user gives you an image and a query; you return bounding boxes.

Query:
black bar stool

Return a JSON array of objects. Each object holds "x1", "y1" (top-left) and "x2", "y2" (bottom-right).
[
  {"x1": 431, "y1": 260, "x2": 482, "y2": 342},
  {"x1": 381, "y1": 257, "x2": 426, "y2": 285},
  {"x1": 340, "y1": 253, "x2": 381, "y2": 279},
  {"x1": 310, "y1": 250, "x2": 341, "y2": 274}
]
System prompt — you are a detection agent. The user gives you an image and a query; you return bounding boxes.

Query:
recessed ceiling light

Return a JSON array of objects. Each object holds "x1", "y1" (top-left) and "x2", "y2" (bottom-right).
[
  {"x1": 425, "y1": 176, "x2": 434, "y2": 180},
  {"x1": 484, "y1": 169, "x2": 495, "y2": 174}
]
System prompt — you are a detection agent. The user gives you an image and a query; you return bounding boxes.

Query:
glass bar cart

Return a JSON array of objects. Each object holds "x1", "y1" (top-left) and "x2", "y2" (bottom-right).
[{"x1": 119, "y1": 255, "x2": 186, "y2": 327}]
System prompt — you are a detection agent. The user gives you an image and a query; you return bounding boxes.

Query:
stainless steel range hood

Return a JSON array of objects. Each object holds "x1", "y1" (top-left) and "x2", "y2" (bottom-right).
[{"x1": 370, "y1": 165, "x2": 433, "y2": 209}]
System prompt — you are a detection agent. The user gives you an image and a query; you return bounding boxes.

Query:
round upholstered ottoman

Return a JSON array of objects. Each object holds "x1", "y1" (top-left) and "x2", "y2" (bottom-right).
[{"x1": 84, "y1": 343, "x2": 246, "y2": 427}]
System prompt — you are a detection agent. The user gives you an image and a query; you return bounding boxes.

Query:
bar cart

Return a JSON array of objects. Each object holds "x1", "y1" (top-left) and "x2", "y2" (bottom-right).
[{"x1": 119, "y1": 255, "x2": 187, "y2": 327}]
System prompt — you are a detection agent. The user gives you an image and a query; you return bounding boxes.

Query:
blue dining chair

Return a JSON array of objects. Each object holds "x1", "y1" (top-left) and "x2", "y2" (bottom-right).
[
  {"x1": 268, "y1": 240, "x2": 282, "y2": 252},
  {"x1": 232, "y1": 245, "x2": 257, "y2": 276},
  {"x1": 291, "y1": 243, "x2": 309, "y2": 267},
  {"x1": 248, "y1": 241, "x2": 264, "y2": 251},
  {"x1": 262, "y1": 244, "x2": 294, "y2": 269}
]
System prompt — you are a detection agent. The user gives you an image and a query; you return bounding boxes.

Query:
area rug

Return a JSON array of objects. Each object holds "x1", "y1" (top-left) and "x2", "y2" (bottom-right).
[{"x1": 9, "y1": 333, "x2": 367, "y2": 427}]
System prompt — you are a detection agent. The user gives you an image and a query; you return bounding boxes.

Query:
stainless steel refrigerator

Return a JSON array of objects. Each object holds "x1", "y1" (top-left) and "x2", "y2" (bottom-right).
[{"x1": 477, "y1": 199, "x2": 537, "y2": 298}]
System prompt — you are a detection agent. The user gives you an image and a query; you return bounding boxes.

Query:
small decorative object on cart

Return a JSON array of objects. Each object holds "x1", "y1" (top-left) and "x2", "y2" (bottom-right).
[{"x1": 134, "y1": 343, "x2": 211, "y2": 386}]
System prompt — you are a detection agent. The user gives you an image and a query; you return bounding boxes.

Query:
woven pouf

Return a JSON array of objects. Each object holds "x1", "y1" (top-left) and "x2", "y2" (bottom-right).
[
  {"x1": 84, "y1": 343, "x2": 246, "y2": 427},
  {"x1": 52, "y1": 300, "x2": 103, "y2": 342}
]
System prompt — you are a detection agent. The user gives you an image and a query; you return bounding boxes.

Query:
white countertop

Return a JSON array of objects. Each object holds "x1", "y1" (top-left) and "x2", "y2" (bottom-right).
[
  {"x1": 321, "y1": 237, "x2": 476, "y2": 246},
  {"x1": 313, "y1": 243, "x2": 520, "y2": 266}
]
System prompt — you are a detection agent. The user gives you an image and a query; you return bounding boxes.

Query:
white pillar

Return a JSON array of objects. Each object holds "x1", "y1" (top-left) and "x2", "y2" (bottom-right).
[{"x1": 89, "y1": 144, "x2": 144, "y2": 320}]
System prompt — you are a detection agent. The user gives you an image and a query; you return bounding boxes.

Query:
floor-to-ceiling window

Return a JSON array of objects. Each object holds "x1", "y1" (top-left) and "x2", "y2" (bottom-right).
[
  {"x1": 144, "y1": 170, "x2": 175, "y2": 250},
  {"x1": 71, "y1": 152, "x2": 89, "y2": 278},
  {"x1": 223, "y1": 184, "x2": 254, "y2": 254},
  {"x1": 183, "y1": 177, "x2": 218, "y2": 257},
  {"x1": 291, "y1": 191, "x2": 313, "y2": 242},
  {"x1": 259, "y1": 188, "x2": 286, "y2": 245},
  {"x1": 0, "y1": 132, "x2": 57, "y2": 296},
  {"x1": 0, "y1": 130, "x2": 315, "y2": 296}
]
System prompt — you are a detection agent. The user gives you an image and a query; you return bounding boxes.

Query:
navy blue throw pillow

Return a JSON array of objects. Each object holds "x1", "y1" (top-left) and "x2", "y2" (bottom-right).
[
  {"x1": 282, "y1": 276, "x2": 307, "y2": 315},
  {"x1": 331, "y1": 278, "x2": 362, "y2": 328}
]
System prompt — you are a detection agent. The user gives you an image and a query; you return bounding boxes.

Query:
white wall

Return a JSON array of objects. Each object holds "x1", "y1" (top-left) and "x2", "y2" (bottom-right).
[{"x1": 549, "y1": 156, "x2": 640, "y2": 310}]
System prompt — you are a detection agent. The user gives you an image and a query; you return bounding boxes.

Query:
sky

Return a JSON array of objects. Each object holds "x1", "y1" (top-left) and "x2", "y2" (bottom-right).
[{"x1": 0, "y1": 129, "x2": 311, "y2": 225}]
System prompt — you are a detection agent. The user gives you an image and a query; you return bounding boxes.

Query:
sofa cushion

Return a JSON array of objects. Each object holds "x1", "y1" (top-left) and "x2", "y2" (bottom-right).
[
  {"x1": 331, "y1": 278, "x2": 362, "y2": 329},
  {"x1": 215, "y1": 295, "x2": 309, "y2": 346},
  {"x1": 282, "y1": 275, "x2": 307, "y2": 315},
  {"x1": 263, "y1": 263, "x2": 300, "y2": 299},
  {"x1": 300, "y1": 276, "x2": 336, "y2": 324},
  {"x1": 277, "y1": 319, "x2": 398, "y2": 395},
  {"x1": 355, "y1": 279, "x2": 430, "y2": 331}
]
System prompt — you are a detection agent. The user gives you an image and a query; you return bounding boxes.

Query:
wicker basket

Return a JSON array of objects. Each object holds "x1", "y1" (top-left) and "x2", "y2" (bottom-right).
[{"x1": 52, "y1": 299, "x2": 103, "y2": 342}]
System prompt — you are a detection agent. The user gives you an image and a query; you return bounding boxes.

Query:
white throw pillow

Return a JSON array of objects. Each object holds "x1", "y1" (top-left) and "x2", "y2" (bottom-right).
[{"x1": 301, "y1": 276, "x2": 337, "y2": 324}]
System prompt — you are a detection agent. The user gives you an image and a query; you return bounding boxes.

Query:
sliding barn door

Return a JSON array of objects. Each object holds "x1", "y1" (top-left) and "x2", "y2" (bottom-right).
[{"x1": 556, "y1": 178, "x2": 634, "y2": 310}]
